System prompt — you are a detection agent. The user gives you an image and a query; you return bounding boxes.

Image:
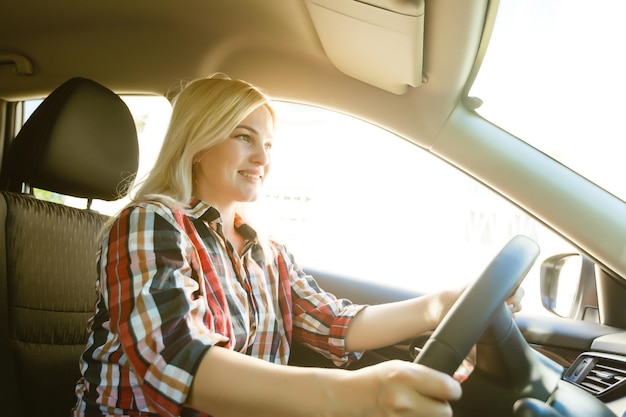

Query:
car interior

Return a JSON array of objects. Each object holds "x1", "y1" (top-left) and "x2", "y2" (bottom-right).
[
  {"x1": 1, "y1": 1, "x2": 626, "y2": 416},
  {"x1": 0, "y1": 77, "x2": 140, "y2": 417}
]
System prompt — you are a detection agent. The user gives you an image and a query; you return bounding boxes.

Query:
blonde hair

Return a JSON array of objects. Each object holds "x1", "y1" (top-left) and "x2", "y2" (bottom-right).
[{"x1": 129, "y1": 74, "x2": 276, "y2": 208}]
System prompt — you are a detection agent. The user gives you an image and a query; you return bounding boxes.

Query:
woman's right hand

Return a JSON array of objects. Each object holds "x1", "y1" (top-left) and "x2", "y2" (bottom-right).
[{"x1": 335, "y1": 360, "x2": 462, "y2": 417}]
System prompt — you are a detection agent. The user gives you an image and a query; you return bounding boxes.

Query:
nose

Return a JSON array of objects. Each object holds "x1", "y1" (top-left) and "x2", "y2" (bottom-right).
[{"x1": 251, "y1": 142, "x2": 270, "y2": 166}]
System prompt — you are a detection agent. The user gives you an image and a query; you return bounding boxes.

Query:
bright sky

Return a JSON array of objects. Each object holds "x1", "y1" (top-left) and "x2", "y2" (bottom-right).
[{"x1": 471, "y1": 0, "x2": 626, "y2": 202}]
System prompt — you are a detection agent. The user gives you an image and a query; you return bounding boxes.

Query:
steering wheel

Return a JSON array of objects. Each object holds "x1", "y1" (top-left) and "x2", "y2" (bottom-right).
[{"x1": 413, "y1": 235, "x2": 616, "y2": 417}]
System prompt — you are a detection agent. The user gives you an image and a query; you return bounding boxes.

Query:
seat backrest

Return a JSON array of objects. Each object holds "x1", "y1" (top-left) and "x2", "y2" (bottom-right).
[{"x1": 0, "y1": 77, "x2": 139, "y2": 417}]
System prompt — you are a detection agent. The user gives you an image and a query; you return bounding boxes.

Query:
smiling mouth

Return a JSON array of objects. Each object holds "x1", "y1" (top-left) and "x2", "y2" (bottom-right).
[{"x1": 239, "y1": 171, "x2": 263, "y2": 180}]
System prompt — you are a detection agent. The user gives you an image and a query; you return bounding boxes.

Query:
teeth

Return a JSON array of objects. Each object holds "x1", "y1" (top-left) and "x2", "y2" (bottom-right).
[{"x1": 240, "y1": 171, "x2": 261, "y2": 179}]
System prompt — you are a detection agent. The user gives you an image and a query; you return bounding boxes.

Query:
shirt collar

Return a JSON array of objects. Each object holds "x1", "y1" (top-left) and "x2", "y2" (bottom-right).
[
  {"x1": 185, "y1": 198, "x2": 258, "y2": 242},
  {"x1": 185, "y1": 198, "x2": 219, "y2": 220}
]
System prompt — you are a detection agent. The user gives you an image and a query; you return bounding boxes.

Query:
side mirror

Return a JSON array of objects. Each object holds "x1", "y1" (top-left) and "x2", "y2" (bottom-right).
[{"x1": 540, "y1": 253, "x2": 599, "y2": 321}]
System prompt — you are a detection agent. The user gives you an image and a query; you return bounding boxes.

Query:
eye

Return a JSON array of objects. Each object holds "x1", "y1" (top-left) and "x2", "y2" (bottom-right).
[
  {"x1": 236, "y1": 134, "x2": 252, "y2": 144},
  {"x1": 264, "y1": 142, "x2": 273, "y2": 151}
]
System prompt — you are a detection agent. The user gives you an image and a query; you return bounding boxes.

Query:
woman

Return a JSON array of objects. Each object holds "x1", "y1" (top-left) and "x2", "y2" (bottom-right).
[{"x1": 73, "y1": 75, "x2": 517, "y2": 417}]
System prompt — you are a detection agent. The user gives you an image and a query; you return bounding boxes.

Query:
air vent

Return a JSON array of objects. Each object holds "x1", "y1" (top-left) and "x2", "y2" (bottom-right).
[{"x1": 564, "y1": 353, "x2": 626, "y2": 401}]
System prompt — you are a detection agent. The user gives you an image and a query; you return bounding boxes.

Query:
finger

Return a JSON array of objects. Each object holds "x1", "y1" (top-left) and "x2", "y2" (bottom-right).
[
  {"x1": 380, "y1": 391, "x2": 454, "y2": 417},
  {"x1": 507, "y1": 286, "x2": 525, "y2": 313},
  {"x1": 408, "y1": 364, "x2": 462, "y2": 401},
  {"x1": 508, "y1": 302, "x2": 522, "y2": 314},
  {"x1": 401, "y1": 396, "x2": 454, "y2": 417}
]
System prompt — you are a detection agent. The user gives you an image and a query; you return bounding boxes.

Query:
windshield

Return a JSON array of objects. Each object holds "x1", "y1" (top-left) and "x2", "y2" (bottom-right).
[{"x1": 470, "y1": 0, "x2": 626, "y2": 202}]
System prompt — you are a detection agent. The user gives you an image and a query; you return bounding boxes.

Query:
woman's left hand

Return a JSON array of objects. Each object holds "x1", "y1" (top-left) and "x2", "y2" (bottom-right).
[
  {"x1": 506, "y1": 286, "x2": 525, "y2": 314},
  {"x1": 429, "y1": 283, "x2": 525, "y2": 329}
]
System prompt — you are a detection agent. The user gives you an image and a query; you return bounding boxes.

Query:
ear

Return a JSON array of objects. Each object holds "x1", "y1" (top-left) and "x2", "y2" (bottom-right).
[{"x1": 192, "y1": 149, "x2": 207, "y2": 164}]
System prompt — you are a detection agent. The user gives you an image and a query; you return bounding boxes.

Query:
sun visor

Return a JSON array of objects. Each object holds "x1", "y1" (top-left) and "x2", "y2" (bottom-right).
[{"x1": 306, "y1": 0, "x2": 424, "y2": 94}]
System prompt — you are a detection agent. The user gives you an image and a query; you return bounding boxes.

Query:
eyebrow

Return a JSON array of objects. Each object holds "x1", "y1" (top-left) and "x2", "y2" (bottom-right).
[
  {"x1": 236, "y1": 124, "x2": 274, "y2": 139},
  {"x1": 236, "y1": 124, "x2": 258, "y2": 135}
]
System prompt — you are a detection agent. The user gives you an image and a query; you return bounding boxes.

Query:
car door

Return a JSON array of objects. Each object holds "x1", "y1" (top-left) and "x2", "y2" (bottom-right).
[{"x1": 267, "y1": 102, "x2": 626, "y2": 415}]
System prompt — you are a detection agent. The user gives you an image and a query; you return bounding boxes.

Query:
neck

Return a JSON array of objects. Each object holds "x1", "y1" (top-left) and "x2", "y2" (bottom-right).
[{"x1": 218, "y1": 208, "x2": 245, "y2": 254}]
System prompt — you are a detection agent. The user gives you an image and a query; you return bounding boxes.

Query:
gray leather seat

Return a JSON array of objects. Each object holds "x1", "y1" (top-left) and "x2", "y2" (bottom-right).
[{"x1": 0, "y1": 77, "x2": 139, "y2": 417}]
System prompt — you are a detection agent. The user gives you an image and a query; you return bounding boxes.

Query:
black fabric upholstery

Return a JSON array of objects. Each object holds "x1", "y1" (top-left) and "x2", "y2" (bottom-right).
[
  {"x1": 3, "y1": 193, "x2": 108, "y2": 417},
  {"x1": 3, "y1": 77, "x2": 139, "y2": 200},
  {"x1": 0, "y1": 77, "x2": 139, "y2": 417}
]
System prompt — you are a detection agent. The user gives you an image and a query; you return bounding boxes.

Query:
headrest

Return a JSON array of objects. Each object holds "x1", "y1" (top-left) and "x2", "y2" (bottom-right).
[{"x1": 4, "y1": 77, "x2": 139, "y2": 201}]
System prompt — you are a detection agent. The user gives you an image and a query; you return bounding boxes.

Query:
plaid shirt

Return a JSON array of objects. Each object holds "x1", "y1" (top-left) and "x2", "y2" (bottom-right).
[{"x1": 72, "y1": 199, "x2": 364, "y2": 417}]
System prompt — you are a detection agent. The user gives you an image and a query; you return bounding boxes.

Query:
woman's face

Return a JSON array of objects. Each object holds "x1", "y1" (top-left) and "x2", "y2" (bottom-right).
[{"x1": 193, "y1": 105, "x2": 274, "y2": 211}]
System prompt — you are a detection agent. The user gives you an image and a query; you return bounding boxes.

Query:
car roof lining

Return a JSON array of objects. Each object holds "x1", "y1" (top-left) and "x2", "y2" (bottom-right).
[
  {"x1": 0, "y1": 0, "x2": 486, "y2": 148},
  {"x1": 3, "y1": 0, "x2": 626, "y2": 279}
]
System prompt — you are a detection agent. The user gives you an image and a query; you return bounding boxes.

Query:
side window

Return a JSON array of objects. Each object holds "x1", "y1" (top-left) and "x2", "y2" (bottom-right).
[
  {"x1": 259, "y1": 102, "x2": 577, "y2": 316},
  {"x1": 18, "y1": 97, "x2": 576, "y2": 316},
  {"x1": 21, "y1": 96, "x2": 171, "y2": 215}
]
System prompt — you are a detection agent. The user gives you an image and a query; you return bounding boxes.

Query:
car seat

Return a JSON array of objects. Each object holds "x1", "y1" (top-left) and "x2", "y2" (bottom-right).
[{"x1": 0, "y1": 77, "x2": 139, "y2": 417}]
